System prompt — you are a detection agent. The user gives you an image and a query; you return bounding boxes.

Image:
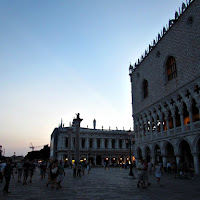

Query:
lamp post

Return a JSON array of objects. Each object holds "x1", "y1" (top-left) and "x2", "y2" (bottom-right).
[{"x1": 126, "y1": 130, "x2": 135, "y2": 177}]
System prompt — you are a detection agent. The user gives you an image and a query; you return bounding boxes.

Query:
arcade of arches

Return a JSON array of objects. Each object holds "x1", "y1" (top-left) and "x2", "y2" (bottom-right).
[
  {"x1": 135, "y1": 136, "x2": 200, "y2": 174},
  {"x1": 134, "y1": 84, "x2": 200, "y2": 174}
]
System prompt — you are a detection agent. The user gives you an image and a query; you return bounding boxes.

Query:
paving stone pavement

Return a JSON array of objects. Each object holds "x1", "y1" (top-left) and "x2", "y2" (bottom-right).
[{"x1": 0, "y1": 167, "x2": 200, "y2": 200}]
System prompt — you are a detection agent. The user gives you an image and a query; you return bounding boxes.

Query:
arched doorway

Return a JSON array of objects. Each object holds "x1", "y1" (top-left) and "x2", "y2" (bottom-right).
[
  {"x1": 145, "y1": 146, "x2": 151, "y2": 162},
  {"x1": 89, "y1": 156, "x2": 94, "y2": 165},
  {"x1": 96, "y1": 155, "x2": 102, "y2": 166},
  {"x1": 137, "y1": 147, "x2": 142, "y2": 159},
  {"x1": 155, "y1": 144, "x2": 162, "y2": 163},
  {"x1": 179, "y1": 140, "x2": 193, "y2": 167},
  {"x1": 165, "y1": 143, "x2": 175, "y2": 164}
]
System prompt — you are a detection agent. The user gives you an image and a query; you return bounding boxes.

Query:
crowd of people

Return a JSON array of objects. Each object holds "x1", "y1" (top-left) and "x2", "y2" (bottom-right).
[
  {"x1": 0, "y1": 158, "x2": 94, "y2": 193},
  {"x1": 0, "y1": 157, "x2": 195, "y2": 193},
  {"x1": 136, "y1": 157, "x2": 194, "y2": 189}
]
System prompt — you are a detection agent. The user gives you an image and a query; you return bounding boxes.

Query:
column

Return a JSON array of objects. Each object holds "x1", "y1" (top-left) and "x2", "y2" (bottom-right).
[
  {"x1": 108, "y1": 138, "x2": 112, "y2": 149},
  {"x1": 171, "y1": 108, "x2": 176, "y2": 133},
  {"x1": 116, "y1": 139, "x2": 119, "y2": 149},
  {"x1": 122, "y1": 139, "x2": 126, "y2": 149},
  {"x1": 164, "y1": 111, "x2": 169, "y2": 134},
  {"x1": 159, "y1": 113, "x2": 164, "y2": 134},
  {"x1": 177, "y1": 104, "x2": 184, "y2": 133},
  {"x1": 139, "y1": 119, "x2": 144, "y2": 139},
  {"x1": 71, "y1": 137, "x2": 74, "y2": 149},
  {"x1": 93, "y1": 138, "x2": 97, "y2": 149},
  {"x1": 152, "y1": 114, "x2": 157, "y2": 134},
  {"x1": 73, "y1": 115, "x2": 83, "y2": 163},
  {"x1": 94, "y1": 155, "x2": 97, "y2": 166},
  {"x1": 188, "y1": 107, "x2": 193, "y2": 130},
  {"x1": 61, "y1": 137, "x2": 64, "y2": 149},
  {"x1": 101, "y1": 138, "x2": 105, "y2": 149},
  {"x1": 193, "y1": 153, "x2": 200, "y2": 174},
  {"x1": 144, "y1": 117, "x2": 148, "y2": 136},
  {"x1": 86, "y1": 137, "x2": 89, "y2": 149},
  {"x1": 135, "y1": 122, "x2": 138, "y2": 140},
  {"x1": 149, "y1": 116, "x2": 153, "y2": 137},
  {"x1": 68, "y1": 128, "x2": 73, "y2": 165}
]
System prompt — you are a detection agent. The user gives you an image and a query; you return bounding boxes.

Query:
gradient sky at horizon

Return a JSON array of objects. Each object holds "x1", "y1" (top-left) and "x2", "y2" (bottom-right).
[{"x1": 0, "y1": 0, "x2": 184, "y2": 156}]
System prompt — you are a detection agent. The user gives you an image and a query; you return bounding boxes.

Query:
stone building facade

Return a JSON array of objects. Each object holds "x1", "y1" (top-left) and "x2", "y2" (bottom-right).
[
  {"x1": 129, "y1": 0, "x2": 200, "y2": 173},
  {"x1": 50, "y1": 118, "x2": 133, "y2": 166}
]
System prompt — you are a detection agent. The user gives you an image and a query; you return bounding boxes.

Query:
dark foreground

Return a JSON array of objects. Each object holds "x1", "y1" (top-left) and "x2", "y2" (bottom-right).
[{"x1": 0, "y1": 167, "x2": 200, "y2": 200}]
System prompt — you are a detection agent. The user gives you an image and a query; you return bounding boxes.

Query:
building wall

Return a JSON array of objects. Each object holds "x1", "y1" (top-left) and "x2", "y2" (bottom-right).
[
  {"x1": 131, "y1": 0, "x2": 200, "y2": 116},
  {"x1": 51, "y1": 127, "x2": 133, "y2": 166},
  {"x1": 130, "y1": 0, "x2": 200, "y2": 174}
]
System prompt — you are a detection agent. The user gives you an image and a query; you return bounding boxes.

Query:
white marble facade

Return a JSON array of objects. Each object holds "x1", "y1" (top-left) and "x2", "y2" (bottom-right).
[{"x1": 51, "y1": 126, "x2": 133, "y2": 166}]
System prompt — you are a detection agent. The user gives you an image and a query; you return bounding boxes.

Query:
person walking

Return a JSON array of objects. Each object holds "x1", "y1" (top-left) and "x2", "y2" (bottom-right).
[
  {"x1": 0, "y1": 159, "x2": 7, "y2": 183},
  {"x1": 29, "y1": 161, "x2": 35, "y2": 183},
  {"x1": 56, "y1": 160, "x2": 65, "y2": 189},
  {"x1": 22, "y1": 160, "x2": 30, "y2": 185},
  {"x1": 3, "y1": 159, "x2": 13, "y2": 193},
  {"x1": 77, "y1": 162, "x2": 81, "y2": 177},
  {"x1": 50, "y1": 160, "x2": 58, "y2": 189},
  {"x1": 154, "y1": 161, "x2": 162, "y2": 186},
  {"x1": 137, "y1": 158, "x2": 145, "y2": 188},
  {"x1": 16, "y1": 161, "x2": 23, "y2": 182},
  {"x1": 72, "y1": 162, "x2": 77, "y2": 177}
]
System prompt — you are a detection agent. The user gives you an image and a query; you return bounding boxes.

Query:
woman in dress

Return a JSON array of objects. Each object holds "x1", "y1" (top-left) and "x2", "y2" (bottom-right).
[{"x1": 154, "y1": 161, "x2": 162, "y2": 185}]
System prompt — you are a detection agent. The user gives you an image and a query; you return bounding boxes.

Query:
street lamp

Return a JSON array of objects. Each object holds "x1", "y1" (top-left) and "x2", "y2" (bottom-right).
[{"x1": 126, "y1": 130, "x2": 135, "y2": 177}]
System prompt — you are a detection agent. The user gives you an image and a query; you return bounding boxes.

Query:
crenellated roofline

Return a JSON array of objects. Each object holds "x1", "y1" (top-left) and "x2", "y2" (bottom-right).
[{"x1": 130, "y1": 0, "x2": 195, "y2": 72}]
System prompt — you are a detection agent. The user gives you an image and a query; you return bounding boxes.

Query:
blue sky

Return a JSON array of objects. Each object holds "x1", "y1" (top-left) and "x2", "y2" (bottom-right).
[{"x1": 0, "y1": 0, "x2": 184, "y2": 156}]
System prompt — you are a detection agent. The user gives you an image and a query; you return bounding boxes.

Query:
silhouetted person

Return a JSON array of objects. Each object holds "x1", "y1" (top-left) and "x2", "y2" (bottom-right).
[{"x1": 3, "y1": 159, "x2": 13, "y2": 193}]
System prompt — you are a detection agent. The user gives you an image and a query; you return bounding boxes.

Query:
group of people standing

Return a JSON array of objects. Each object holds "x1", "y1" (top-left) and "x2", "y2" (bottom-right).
[
  {"x1": 137, "y1": 158, "x2": 163, "y2": 188},
  {"x1": 136, "y1": 158, "x2": 195, "y2": 189},
  {"x1": 72, "y1": 161, "x2": 92, "y2": 178}
]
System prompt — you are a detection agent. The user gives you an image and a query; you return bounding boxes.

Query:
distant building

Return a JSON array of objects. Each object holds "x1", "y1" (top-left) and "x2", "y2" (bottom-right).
[
  {"x1": 26, "y1": 145, "x2": 50, "y2": 161},
  {"x1": 129, "y1": 0, "x2": 200, "y2": 174},
  {"x1": 50, "y1": 117, "x2": 133, "y2": 166}
]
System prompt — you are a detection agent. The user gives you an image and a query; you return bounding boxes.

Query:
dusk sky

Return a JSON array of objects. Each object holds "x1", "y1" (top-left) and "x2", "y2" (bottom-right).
[{"x1": 0, "y1": 0, "x2": 184, "y2": 156}]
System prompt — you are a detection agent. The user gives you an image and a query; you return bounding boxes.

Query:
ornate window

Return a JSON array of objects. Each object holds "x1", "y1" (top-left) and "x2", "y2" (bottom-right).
[
  {"x1": 166, "y1": 56, "x2": 177, "y2": 81},
  {"x1": 143, "y1": 79, "x2": 148, "y2": 98}
]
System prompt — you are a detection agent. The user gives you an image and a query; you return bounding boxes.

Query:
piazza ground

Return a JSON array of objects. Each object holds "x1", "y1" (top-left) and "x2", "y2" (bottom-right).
[{"x1": 0, "y1": 167, "x2": 200, "y2": 200}]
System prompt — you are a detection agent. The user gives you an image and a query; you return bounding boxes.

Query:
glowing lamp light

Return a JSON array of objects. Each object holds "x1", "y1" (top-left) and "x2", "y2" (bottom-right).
[{"x1": 106, "y1": 157, "x2": 108, "y2": 160}]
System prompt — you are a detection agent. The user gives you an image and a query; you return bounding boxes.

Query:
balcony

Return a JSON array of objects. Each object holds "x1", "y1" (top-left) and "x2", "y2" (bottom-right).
[{"x1": 136, "y1": 120, "x2": 200, "y2": 144}]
